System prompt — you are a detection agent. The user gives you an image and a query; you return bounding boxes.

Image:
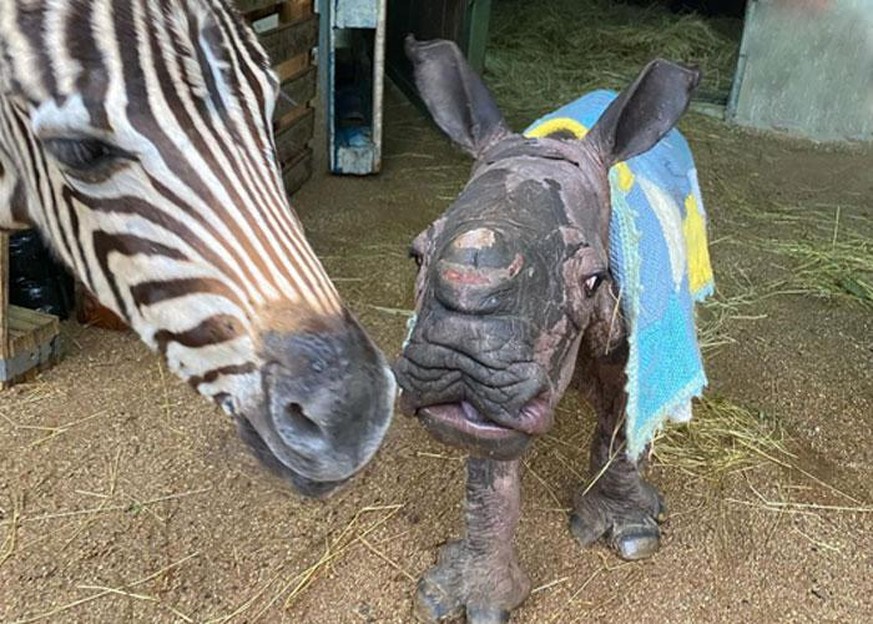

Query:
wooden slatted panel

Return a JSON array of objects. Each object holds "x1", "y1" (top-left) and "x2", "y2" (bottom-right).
[
  {"x1": 235, "y1": 0, "x2": 282, "y2": 14},
  {"x1": 276, "y1": 109, "x2": 314, "y2": 165},
  {"x1": 275, "y1": 66, "x2": 316, "y2": 119},
  {"x1": 281, "y1": 148, "x2": 313, "y2": 197},
  {"x1": 0, "y1": 303, "x2": 61, "y2": 388},
  {"x1": 238, "y1": 0, "x2": 317, "y2": 197},
  {"x1": 258, "y1": 16, "x2": 317, "y2": 67}
]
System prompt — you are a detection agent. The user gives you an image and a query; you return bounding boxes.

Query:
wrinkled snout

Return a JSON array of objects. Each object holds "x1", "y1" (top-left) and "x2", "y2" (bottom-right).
[
  {"x1": 242, "y1": 310, "x2": 395, "y2": 497},
  {"x1": 396, "y1": 226, "x2": 556, "y2": 459}
]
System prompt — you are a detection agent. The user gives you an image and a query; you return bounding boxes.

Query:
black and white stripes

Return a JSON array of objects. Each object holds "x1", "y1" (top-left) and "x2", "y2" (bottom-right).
[{"x1": 0, "y1": 1, "x2": 394, "y2": 488}]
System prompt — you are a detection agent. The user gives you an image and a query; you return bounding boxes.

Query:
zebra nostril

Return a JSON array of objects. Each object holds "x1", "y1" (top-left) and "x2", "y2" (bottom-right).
[
  {"x1": 283, "y1": 402, "x2": 323, "y2": 439},
  {"x1": 271, "y1": 400, "x2": 326, "y2": 451}
]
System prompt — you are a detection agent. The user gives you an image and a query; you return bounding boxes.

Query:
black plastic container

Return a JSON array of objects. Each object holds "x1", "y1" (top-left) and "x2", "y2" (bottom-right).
[{"x1": 8, "y1": 230, "x2": 74, "y2": 320}]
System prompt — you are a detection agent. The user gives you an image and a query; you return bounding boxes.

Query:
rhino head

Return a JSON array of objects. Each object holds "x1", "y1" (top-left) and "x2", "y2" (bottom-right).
[{"x1": 395, "y1": 37, "x2": 699, "y2": 460}]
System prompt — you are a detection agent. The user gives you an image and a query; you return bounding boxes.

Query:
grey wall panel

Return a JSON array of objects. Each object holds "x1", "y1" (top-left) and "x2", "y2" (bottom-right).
[{"x1": 729, "y1": 0, "x2": 873, "y2": 142}]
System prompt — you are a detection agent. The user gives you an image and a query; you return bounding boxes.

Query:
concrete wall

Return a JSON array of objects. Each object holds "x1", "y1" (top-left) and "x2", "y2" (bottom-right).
[{"x1": 728, "y1": 0, "x2": 873, "y2": 142}]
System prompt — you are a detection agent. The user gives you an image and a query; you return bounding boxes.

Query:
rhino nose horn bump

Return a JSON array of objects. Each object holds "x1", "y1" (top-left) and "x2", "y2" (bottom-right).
[
  {"x1": 435, "y1": 228, "x2": 524, "y2": 313},
  {"x1": 442, "y1": 228, "x2": 521, "y2": 272},
  {"x1": 452, "y1": 227, "x2": 498, "y2": 251}
]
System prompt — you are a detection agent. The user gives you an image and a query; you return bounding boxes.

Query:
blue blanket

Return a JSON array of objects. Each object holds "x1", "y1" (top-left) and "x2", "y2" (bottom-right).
[{"x1": 525, "y1": 91, "x2": 715, "y2": 460}]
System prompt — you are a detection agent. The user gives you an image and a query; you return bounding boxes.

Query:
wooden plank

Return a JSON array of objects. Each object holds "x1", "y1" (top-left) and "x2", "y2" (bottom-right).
[
  {"x1": 372, "y1": 0, "x2": 386, "y2": 173},
  {"x1": 259, "y1": 15, "x2": 318, "y2": 66},
  {"x1": 275, "y1": 102, "x2": 309, "y2": 133},
  {"x1": 235, "y1": 0, "x2": 280, "y2": 15},
  {"x1": 8, "y1": 307, "x2": 58, "y2": 334},
  {"x1": 275, "y1": 51, "x2": 310, "y2": 82},
  {"x1": 8, "y1": 306, "x2": 59, "y2": 345},
  {"x1": 275, "y1": 108, "x2": 314, "y2": 164},
  {"x1": 8, "y1": 330, "x2": 36, "y2": 380},
  {"x1": 335, "y1": 0, "x2": 379, "y2": 28},
  {"x1": 279, "y1": 0, "x2": 312, "y2": 22},
  {"x1": 1, "y1": 304, "x2": 60, "y2": 387},
  {"x1": 275, "y1": 66, "x2": 316, "y2": 119},
  {"x1": 281, "y1": 148, "x2": 313, "y2": 196},
  {"x1": 236, "y1": 1, "x2": 312, "y2": 22},
  {"x1": 7, "y1": 306, "x2": 41, "y2": 331}
]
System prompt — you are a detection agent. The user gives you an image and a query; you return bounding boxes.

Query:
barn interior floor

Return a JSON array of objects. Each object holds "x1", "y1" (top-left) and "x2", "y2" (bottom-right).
[{"x1": 1, "y1": 79, "x2": 871, "y2": 623}]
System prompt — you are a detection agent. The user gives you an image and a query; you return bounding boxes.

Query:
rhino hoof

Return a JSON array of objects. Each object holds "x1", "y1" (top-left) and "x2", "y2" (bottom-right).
[
  {"x1": 570, "y1": 484, "x2": 666, "y2": 561},
  {"x1": 414, "y1": 577, "x2": 464, "y2": 622},
  {"x1": 610, "y1": 517, "x2": 661, "y2": 561},
  {"x1": 414, "y1": 541, "x2": 466, "y2": 622},
  {"x1": 413, "y1": 539, "x2": 529, "y2": 623}
]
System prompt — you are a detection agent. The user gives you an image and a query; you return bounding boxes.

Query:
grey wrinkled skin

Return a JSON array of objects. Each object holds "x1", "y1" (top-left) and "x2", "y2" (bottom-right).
[
  {"x1": 415, "y1": 459, "x2": 529, "y2": 624},
  {"x1": 394, "y1": 36, "x2": 700, "y2": 621}
]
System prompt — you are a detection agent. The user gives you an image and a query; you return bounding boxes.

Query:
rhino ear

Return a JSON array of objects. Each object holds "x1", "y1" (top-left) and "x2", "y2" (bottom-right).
[
  {"x1": 405, "y1": 35, "x2": 510, "y2": 157},
  {"x1": 586, "y1": 59, "x2": 701, "y2": 166}
]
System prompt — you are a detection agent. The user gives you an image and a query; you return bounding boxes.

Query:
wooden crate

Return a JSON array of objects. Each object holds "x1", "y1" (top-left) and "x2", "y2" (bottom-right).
[
  {"x1": 0, "y1": 234, "x2": 62, "y2": 388},
  {"x1": 237, "y1": 0, "x2": 319, "y2": 195}
]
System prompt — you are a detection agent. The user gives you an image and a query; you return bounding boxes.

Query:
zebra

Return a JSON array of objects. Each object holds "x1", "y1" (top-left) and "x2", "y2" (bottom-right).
[{"x1": 0, "y1": 0, "x2": 395, "y2": 497}]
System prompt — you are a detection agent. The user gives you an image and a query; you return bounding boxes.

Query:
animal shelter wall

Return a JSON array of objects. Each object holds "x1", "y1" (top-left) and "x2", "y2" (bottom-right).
[{"x1": 728, "y1": 0, "x2": 873, "y2": 142}]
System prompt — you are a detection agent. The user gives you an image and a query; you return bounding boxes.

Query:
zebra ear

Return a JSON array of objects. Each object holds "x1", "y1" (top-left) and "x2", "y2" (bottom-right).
[
  {"x1": 405, "y1": 35, "x2": 510, "y2": 158},
  {"x1": 585, "y1": 58, "x2": 700, "y2": 166}
]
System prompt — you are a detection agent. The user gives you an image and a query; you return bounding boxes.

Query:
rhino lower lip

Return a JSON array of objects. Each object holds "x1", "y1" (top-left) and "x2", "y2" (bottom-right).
[
  {"x1": 515, "y1": 394, "x2": 553, "y2": 434},
  {"x1": 419, "y1": 401, "x2": 520, "y2": 441},
  {"x1": 414, "y1": 400, "x2": 536, "y2": 460}
]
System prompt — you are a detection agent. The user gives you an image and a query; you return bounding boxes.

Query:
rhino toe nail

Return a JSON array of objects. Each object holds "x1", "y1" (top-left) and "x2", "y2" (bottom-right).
[
  {"x1": 569, "y1": 510, "x2": 608, "y2": 547},
  {"x1": 613, "y1": 526, "x2": 660, "y2": 561},
  {"x1": 466, "y1": 607, "x2": 511, "y2": 624},
  {"x1": 414, "y1": 577, "x2": 464, "y2": 622}
]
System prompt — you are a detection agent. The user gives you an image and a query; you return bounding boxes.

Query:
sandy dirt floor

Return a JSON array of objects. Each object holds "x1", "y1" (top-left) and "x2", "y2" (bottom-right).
[{"x1": 1, "y1": 77, "x2": 872, "y2": 624}]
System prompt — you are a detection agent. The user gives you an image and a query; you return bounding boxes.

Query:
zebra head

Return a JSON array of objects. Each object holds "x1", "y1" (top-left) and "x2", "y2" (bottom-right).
[{"x1": 0, "y1": 0, "x2": 395, "y2": 497}]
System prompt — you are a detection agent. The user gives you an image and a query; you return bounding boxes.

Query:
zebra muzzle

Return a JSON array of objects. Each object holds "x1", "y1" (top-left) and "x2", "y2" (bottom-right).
[{"x1": 240, "y1": 309, "x2": 395, "y2": 496}]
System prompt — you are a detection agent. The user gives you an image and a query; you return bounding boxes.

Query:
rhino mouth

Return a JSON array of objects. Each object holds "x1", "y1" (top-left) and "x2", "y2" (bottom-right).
[{"x1": 414, "y1": 396, "x2": 552, "y2": 460}]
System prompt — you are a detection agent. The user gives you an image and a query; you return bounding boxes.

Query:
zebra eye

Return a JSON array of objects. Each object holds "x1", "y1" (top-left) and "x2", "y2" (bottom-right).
[{"x1": 42, "y1": 137, "x2": 121, "y2": 171}]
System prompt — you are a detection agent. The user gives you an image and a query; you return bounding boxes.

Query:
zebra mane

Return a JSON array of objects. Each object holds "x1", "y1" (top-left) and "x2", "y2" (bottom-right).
[
  {"x1": 164, "y1": 1, "x2": 223, "y2": 101},
  {"x1": 0, "y1": 0, "x2": 272, "y2": 109},
  {"x1": 162, "y1": 0, "x2": 276, "y2": 118}
]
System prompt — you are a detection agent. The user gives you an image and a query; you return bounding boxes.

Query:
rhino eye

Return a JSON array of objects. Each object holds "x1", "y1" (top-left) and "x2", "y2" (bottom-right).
[
  {"x1": 408, "y1": 246, "x2": 423, "y2": 268},
  {"x1": 583, "y1": 273, "x2": 605, "y2": 297}
]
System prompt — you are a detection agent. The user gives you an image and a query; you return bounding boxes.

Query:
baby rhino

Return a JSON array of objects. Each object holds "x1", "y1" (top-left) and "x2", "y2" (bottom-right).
[{"x1": 395, "y1": 36, "x2": 706, "y2": 623}]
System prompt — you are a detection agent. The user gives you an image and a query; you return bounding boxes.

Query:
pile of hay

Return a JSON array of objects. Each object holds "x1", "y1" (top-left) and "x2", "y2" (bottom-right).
[
  {"x1": 486, "y1": 0, "x2": 741, "y2": 125},
  {"x1": 766, "y1": 230, "x2": 873, "y2": 308},
  {"x1": 653, "y1": 397, "x2": 791, "y2": 480}
]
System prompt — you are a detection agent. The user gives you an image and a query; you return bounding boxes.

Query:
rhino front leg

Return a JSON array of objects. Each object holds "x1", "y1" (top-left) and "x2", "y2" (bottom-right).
[
  {"x1": 415, "y1": 457, "x2": 530, "y2": 623},
  {"x1": 570, "y1": 342, "x2": 667, "y2": 561}
]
